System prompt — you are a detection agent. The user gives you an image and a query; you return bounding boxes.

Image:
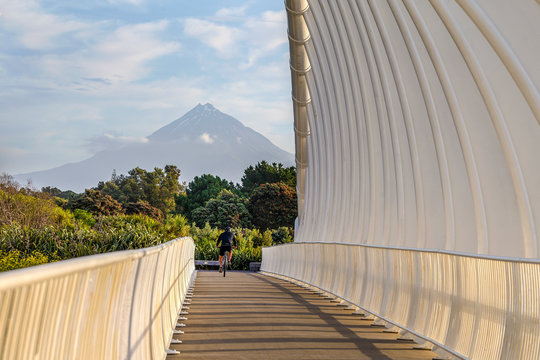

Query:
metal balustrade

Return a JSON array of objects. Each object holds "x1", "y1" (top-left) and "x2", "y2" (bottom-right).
[
  {"x1": 262, "y1": 242, "x2": 540, "y2": 360},
  {"x1": 0, "y1": 237, "x2": 195, "y2": 360}
]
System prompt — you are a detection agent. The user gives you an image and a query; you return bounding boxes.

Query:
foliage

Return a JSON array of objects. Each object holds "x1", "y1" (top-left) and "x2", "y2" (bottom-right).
[
  {"x1": 271, "y1": 227, "x2": 294, "y2": 244},
  {"x1": 191, "y1": 190, "x2": 251, "y2": 229},
  {"x1": 0, "y1": 214, "x2": 189, "y2": 262},
  {"x1": 190, "y1": 226, "x2": 262, "y2": 270},
  {"x1": 0, "y1": 250, "x2": 55, "y2": 272},
  {"x1": 248, "y1": 183, "x2": 297, "y2": 230},
  {"x1": 67, "y1": 189, "x2": 124, "y2": 216},
  {"x1": 96, "y1": 165, "x2": 183, "y2": 214},
  {"x1": 0, "y1": 189, "x2": 74, "y2": 229},
  {"x1": 0, "y1": 161, "x2": 299, "y2": 273},
  {"x1": 250, "y1": 229, "x2": 273, "y2": 248},
  {"x1": 73, "y1": 209, "x2": 96, "y2": 228},
  {"x1": 41, "y1": 186, "x2": 78, "y2": 200},
  {"x1": 241, "y1": 161, "x2": 296, "y2": 195},
  {"x1": 124, "y1": 201, "x2": 164, "y2": 220},
  {"x1": 176, "y1": 174, "x2": 237, "y2": 219}
]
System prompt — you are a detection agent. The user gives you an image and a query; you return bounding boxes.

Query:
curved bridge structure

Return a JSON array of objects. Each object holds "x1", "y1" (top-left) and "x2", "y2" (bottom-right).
[
  {"x1": 0, "y1": 1, "x2": 539, "y2": 359},
  {"x1": 263, "y1": 0, "x2": 540, "y2": 359}
]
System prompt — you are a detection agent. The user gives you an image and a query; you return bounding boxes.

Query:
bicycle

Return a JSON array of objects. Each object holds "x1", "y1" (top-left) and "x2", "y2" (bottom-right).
[{"x1": 223, "y1": 250, "x2": 229, "y2": 277}]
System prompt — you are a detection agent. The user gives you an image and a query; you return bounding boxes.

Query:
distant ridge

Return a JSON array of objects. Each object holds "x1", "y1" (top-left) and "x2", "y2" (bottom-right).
[{"x1": 15, "y1": 104, "x2": 294, "y2": 192}]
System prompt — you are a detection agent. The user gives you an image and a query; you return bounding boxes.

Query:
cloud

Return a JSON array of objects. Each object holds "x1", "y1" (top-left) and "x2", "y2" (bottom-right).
[
  {"x1": 199, "y1": 133, "x2": 214, "y2": 144},
  {"x1": 80, "y1": 21, "x2": 180, "y2": 83},
  {"x1": 86, "y1": 132, "x2": 149, "y2": 152},
  {"x1": 215, "y1": 5, "x2": 249, "y2": 18},
  {"x1": 184, "y1": 19, "x2": 242, "y2": 57},
  {"x1": 0, "y1": 0, "x2": 180, "y2": 85},
  {"x1": 0, "y1": 0, "x2": 88, "y2": 50},
  {"x1": 107, "y1": 0, "x2": 144, "y2": 5},
  {"x1": 183, "y1": 10, "x2": 286, "y2": 67}
]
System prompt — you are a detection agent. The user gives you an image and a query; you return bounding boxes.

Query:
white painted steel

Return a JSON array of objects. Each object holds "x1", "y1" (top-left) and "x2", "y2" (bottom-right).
[
  {"x1": 281, "y1": 1, "x2": 540, "y2": 358},
  {"x1": 262, "y1": 243, "x2": 540, "y2": 360},
  {"x1": 0, "y1": 237, "x2": 195, "y2": 360},
  {"x1": 287, "y1": 0, "x2": 540, "y2": 258}
]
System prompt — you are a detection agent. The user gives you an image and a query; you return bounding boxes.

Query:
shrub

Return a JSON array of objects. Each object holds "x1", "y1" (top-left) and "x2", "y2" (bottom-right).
[
  {"x1": 124, "y1": 201, "x2": 164, "y2": 221},
  {"x1": 0, "y1": 189, "x2": 73, "y2": 228},
  {"x1": 67, "y1": 189, "x2": 124, "y2": 216},
  {"x1": 191, "y1": 190, "x2": 251, "y2": 229},
  {"x1": 0, "y1": 250, "x2": 55, "y2": 272},
  {"x1": 73, "y1": 209, "x2": 96, "y2": 228},
  {"x1": 271, "y1": 227, "x2": 293, "y2": 244},
  {"x1": 248, "y1": 183, "x2": 297, "y2": 230}
]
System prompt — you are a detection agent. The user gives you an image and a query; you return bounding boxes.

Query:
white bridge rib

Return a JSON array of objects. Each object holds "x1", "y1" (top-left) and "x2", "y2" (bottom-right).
[{"x1": 278, "y1": 0, "x2": 540, "y2": 359}]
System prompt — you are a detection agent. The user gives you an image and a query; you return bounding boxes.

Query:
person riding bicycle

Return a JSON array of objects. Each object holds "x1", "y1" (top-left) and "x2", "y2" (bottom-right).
[{"x1": 216, "y1": 226, "x2": 237, "y2": 273}]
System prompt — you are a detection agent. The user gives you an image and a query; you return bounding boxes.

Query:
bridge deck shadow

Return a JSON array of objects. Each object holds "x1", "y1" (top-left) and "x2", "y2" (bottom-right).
[{"x1": 167, "y1": 271, "x2": 437, "y2": 360}]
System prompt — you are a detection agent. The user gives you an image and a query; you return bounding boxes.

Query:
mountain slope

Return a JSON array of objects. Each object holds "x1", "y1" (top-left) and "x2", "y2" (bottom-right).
[{"x1": 16, "y1": 104, "x2": 294, "y2": 192}]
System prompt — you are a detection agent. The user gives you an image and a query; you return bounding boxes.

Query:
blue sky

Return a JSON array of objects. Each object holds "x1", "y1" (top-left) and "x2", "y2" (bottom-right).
[{"x1": 0, "y1": 0, "x2": 293, "y2": 175}]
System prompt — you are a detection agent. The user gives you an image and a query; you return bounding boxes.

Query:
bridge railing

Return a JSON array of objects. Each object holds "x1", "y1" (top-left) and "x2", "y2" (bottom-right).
[
  {"x1": 262, "y1": 242, "x2": 540, "y2": 360},
  {"x1": 0, "y1": 237, "x2": 194, "y2": 360}
]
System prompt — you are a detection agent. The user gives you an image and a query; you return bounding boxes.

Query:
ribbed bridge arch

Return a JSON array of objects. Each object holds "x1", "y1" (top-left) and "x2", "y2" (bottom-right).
[{"x1": 263, "y1": 1, "x2": 540, "y2": 359}]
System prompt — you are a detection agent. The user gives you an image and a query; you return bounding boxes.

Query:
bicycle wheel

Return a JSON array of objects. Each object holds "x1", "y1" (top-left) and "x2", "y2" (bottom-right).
[{"x1": 223, "y1": 251, "x2": 228, "y2": 277}]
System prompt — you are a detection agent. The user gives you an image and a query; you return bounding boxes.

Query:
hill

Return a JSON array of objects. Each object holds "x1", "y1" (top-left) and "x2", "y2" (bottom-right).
[{"x1": 15, "y1": 104, "x2": 294, "y2": 192}]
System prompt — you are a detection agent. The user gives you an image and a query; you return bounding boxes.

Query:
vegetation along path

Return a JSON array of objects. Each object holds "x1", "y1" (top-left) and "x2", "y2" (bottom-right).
[{"x1": 168, "y1": 271, "x2": 437, "y2": 360}]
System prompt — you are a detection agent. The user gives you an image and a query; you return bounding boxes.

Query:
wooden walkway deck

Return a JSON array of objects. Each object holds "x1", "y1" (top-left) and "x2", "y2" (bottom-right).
[{"x1": 167, "y1": 271, "x2": 437, "y2": 360}]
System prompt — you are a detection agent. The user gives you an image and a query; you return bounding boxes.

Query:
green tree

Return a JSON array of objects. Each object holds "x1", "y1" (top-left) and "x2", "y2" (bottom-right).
[
  {"x1": 124, "y1": 201, "x2": 164, "y2": 220},
  {"x1": 241, "y1": 161, "x2": 296, "y2": 195},
  {"x1": 41, "y1": 186, "x2": 78, "y2": 200},
  {"x1": 96, "y1": 165, "x2": 183, "y2": 214},
  {"x1": 191, "y1": 190, "x2": 251, "y2": 229},
  {"x1": 176, "y1": 174, "x2": 236, "y2": 220},
  {"x1": 271, "y1": 227, "x2": 293, "y2": 244},
  {"x1": 248, "y1": 183, "x2": 297, "y2": 230},
  {"x1": 67, "y1": 189, "x2": 124, "y2": 216}
]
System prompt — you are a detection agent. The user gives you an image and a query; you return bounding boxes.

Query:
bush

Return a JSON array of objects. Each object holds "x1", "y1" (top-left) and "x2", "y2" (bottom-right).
[
  {"x1": 73, "y1": 209, "x2": 96, "y2": 228},
  {"x1": 124, "y1": 201, "x2": 164, "y2": 221},
  {"x1": 67, "y1": 189, "x2": 124, "y2": 216},
  {"x1": 191, "y1": 190, "x2": 251, "y2": 229},
  {"x1": 248, "y1": 183, "x2": 297, "y2": 230},
  {"x1": 0, "y1": 189, "x2": 74, "y2": 229},
  {"x1": 271, "y1": 227, "x2": 293, "y2": 244},
  {"x1": 0, "y1": 250, "x2": 56, "y2": 272}
]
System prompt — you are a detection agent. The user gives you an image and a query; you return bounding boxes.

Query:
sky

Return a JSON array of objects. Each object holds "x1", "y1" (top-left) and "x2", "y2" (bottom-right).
[{"x1": 0, "y1": 0, "x2": 293, "y2": 175}]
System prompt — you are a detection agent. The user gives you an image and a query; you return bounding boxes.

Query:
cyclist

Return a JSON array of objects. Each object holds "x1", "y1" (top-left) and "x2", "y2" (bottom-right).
[{"x1": 216, "y1": 226, "x2": 237, "y2": 273}]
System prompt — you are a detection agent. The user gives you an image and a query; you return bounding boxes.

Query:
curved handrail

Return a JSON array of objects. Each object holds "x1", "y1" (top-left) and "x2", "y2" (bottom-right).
[
  {"x1": 0, "y1": 237, "x2": 195, "y2": 360},
  {"x1": 262, "y1": 242, "x2": 540, "y2": 360}
]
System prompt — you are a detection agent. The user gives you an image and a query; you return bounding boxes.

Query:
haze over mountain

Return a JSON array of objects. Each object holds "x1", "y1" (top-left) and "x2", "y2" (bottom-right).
[{"x1": 15, "y1": 104, "x2": 294, "y2": 192}]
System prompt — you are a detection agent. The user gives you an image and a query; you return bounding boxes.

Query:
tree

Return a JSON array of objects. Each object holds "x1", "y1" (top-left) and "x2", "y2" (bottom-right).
[
  {"x1": 248, "y1": 183, "x2": 297, "y2": 230},
  {"x1": 67, "y1": 189, "x2": 124, "y2": 216},
  {"x1": 191, "y1": 190, "x2": 251, "y2": 229},
  {"x1": 41, "y1": 186, "x2": 78, "y2": 200},
  {"x1": 124, "y1": 201, "x2": 163, "y2": 220},
  {"x1": 175, "y1": 174, "x2": 237, "y2": 220},
  {"x1": 95, "y1": 165, "x2": 183, "y2": 214},
  {"x1": 241, "y1": 161, "x2": 296, "y2": 195}
]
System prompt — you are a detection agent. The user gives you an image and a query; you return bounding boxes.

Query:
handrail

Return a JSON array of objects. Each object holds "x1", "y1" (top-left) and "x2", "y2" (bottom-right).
[
  {"x1": 262, "y1": 242, "x2": 540, "y2": 360},
  {"x1": 0, "y1": 237, "x2": 195, "y2": 360},
  {"x1": 268, "y1": 241, "x2": 540, "y2": 264}
]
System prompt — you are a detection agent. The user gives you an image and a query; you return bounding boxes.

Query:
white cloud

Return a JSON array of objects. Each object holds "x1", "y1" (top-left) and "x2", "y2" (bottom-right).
[
  {"x1": 86, "y1": 132, "x2": 149, "y2": 152},
  {"x1": 184, "y1": 10, "x2": 286, "y2": 67},
  {"x1": 80, "y1": 21, "x2": 180, "y2": 83},
  {"x1": 215, "y1": 5, "x2": 249, "y2": 18},
  {"x1": 107, "y1": 0, "x2": 144, "y2": 5},
  {"x1": 200, "y1": 133, "x2": 214, "y2": 144},
  {"x1": 242, "y1": 11, "x2": 287, "y2": 67},
  {"x1": 0, "y1": 0, "x2": 88, "y2": 49},
  {"x1": 0, "y1": 0, "x2": 180, "y2": 84},
  {"x1": 184, "y1": 19, "x2": 242, "y2": 57}
]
